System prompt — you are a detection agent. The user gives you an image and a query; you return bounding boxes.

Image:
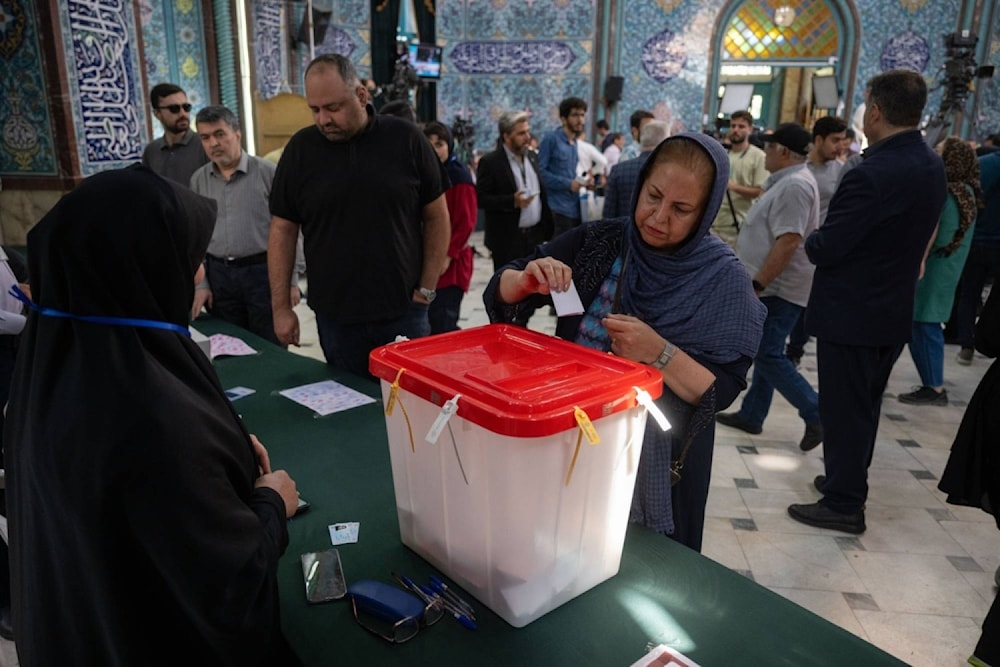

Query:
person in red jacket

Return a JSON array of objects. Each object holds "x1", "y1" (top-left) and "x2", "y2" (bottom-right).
[{"x1": 423, "y1": 121, "x2": 478, "y2": 333}]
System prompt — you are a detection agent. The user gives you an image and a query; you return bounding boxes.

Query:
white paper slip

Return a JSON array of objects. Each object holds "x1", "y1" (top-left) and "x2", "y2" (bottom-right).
[
  {"x1": 551, "y1": 280, "x2": 585, "y2": 317},
  {"x1": 279, "y1": 380, "x2": 377, "y2": 416},
  {"x1": 209, "y1": 334, "x2": 258, "y2": 359},
  {"x1": 329, "y1": 522, "x2": 359, "y2": 545},
  {"x1": 224, "y1": 386, "x2": 256, "y2": 401}
]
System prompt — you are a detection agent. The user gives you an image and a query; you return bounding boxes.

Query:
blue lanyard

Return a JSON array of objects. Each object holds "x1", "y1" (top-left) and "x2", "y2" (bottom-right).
[{"x1": 9, "y1": 285, "x2": 191, "y2": 337}]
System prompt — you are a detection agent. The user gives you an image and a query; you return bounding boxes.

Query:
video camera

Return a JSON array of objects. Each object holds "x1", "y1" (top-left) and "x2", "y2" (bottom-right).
[{"x1": 923, "y1": 31, "x2": 990, "y2": 145}]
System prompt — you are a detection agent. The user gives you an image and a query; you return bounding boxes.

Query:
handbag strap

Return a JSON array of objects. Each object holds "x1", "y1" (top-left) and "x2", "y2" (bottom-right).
[{"x1": 726, "y1": 189, "x2": 741, "y2": 230}]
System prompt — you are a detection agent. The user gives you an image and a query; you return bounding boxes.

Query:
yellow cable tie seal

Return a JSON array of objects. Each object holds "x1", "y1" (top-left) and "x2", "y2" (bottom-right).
[
  {"x1": 385, "y1": 368, "x2": 405, "y2": 416},
  {"x1": 566, "y1": 406, "x2": 601, "y2": 486},
  {"x1": 385, "y1": 368, "x2": 416, "y2": 453},
  {"x1": 574, "y1": 406, "x2": 600, "y2": 445}
]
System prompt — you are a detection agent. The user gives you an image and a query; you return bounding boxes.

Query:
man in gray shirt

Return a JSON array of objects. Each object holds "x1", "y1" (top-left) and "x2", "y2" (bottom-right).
[
  {"x1": 190, "y1": 105, "x2": 298, "y2": 344},
  {"x1": 717, "y1": 123, "x2": 823, "y2": 451},
  {"x1": 786, "y1": 116, "x2": 848, "y2": 366},
  {"x1": 806, "y1": 116, "x2": 848, "y2": 223},
  {"x1": 141, "y1": 83, "x2": 208, "y2": 185}
]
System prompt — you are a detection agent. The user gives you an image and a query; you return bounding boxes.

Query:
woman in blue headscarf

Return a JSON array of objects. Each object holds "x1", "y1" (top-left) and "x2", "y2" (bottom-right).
[{"x1": 485, "y1": 133, "x2": 766, "y2": 551}]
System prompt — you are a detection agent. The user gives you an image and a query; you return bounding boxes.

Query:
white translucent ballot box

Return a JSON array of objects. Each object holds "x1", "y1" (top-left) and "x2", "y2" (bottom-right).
[{"x1": 370, "y1": 324, "x2": 664, "y2": 627}]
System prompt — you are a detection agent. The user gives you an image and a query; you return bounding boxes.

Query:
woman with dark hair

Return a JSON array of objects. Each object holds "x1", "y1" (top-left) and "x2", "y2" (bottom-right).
[
  {"x1": 4, "y1": 166, "x2": 300, "y2": 665},
  {"x1": 898, "y1": 136, "x2": 982, "y2": 405},
  {"x1": 485, "y1": 133, "x2": 766, "y2": 551},
  {"x1": 424, "y1": 121, "x2": 478, "y2": 334}
]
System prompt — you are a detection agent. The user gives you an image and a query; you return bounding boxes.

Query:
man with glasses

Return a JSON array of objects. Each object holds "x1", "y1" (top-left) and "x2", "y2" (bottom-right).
[
  {"x1": 141, "y1": 82, "x2": 208, "y2": 185},
  {"x1": 538, "y1": 97, "x2": 593, "y2": 239}
]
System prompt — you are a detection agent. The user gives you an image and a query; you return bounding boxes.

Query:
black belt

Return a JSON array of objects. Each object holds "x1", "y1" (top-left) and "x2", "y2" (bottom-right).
[{"x1": 206, "y1": 251, "x2": 267, "y2": 267}]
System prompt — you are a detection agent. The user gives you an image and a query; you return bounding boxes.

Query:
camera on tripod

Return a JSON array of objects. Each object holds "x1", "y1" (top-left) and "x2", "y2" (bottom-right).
[{"x1": 923, "y1": 30, "x2": 995, "y2": 145}]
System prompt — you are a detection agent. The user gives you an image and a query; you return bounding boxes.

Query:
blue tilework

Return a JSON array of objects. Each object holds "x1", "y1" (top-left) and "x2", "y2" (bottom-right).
[{"x1": 0, "y1": 0, "x2": 58, "y2": 175}]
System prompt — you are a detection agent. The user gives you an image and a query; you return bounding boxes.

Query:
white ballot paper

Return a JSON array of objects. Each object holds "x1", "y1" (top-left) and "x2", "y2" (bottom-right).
[
  {"x1": 551, "y1": 280, "x2": 585, "y2": 317},
  {"x1": 279, "y1": 380, "x2": 377, "y2": 416}
]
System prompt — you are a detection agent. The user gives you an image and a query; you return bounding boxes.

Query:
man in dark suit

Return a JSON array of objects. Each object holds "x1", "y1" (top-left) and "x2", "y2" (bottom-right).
[
  {"x1": 787, "y1": 70, "x2": 947, "y2": 534},
  {"x1": 477, "y1": 110, "x2": 553, "y2": 272}
]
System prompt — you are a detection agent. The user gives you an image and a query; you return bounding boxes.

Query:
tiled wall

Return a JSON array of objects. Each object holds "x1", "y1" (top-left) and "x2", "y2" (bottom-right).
[
  {"x1": 253, "y1": 0, "x2": 370, "y2": 100},
  {"x1": 2, "y1": 0, "x2": 995, "y2": 182},
  {"x1": 0, "y1": 0, "x2": 58, "y2": 176},
  {"x1": 436, "y1": 0, "x2": 597, "y2": 153},
  {"x1": 435, "y1": 0, "x2": 991, "y2": 153},
  {"x1": 58, "y1": 1, "x2": 150, "y2": 176},
  {"x1": 976, "y1": 8, "x2": 1000, "y2": 138},
  {"x1": 139, "y1": 0, "x2": 213, "y2": 139}
]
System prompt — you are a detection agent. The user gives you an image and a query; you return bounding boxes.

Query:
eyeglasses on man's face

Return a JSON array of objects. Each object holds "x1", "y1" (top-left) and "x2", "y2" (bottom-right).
[{"x1": 155, "y1": 103, "x2": 192, "y2": 114}]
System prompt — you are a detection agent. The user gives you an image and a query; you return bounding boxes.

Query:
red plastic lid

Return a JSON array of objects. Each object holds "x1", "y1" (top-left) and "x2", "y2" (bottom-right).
[{"x1": 369, "y1": 324, "x2": 664, "y2": 437}]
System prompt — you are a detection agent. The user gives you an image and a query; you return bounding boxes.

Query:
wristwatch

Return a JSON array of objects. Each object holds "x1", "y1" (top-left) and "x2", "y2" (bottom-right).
[
  {"x1": 752, "y1": 279, "x2": 766, "y2": 293},
  {"x1": 418, "y1": 287, "x2": 437, "y2": 303},
  {"x1": 650, "y1": 340, "x2": 677, "y2": 370}
]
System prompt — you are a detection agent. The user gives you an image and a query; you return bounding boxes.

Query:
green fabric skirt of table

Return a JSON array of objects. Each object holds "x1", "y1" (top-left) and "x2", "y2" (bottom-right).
[{"x1": 198, "y1": 317, "x2": 906, "y2": 667}]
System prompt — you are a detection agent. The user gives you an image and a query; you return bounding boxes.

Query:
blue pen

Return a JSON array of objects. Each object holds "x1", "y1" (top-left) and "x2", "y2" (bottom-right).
[
  {"x1": 430, "y1": 575, "x2": 476, "y2": 616},
  {"x1": 427, "y1": 579, "x2": 476, "y2": 619},
  {"x1": 418, "y1": 584, "x2": 477, "y2": 630}
]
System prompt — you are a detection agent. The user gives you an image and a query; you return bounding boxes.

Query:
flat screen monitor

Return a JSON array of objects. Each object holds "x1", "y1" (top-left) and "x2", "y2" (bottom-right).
[
  {"x1": 408, "y1": 43, "x2": 442, "y2": 79},
  {"x1": 813, "y1": 75, "x2": 840, "y2": 109},
  {"x1": 719, "y1": 83, "x2": 754, "y2": 115}
]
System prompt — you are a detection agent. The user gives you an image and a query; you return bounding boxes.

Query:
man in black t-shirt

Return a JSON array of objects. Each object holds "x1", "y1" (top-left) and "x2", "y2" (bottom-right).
[{"x1": 268, "y1": 54, "x2": 450, "y2": 377}]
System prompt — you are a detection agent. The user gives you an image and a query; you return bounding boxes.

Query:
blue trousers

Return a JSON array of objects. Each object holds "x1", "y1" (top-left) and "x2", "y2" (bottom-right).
[
  {"x1": 737, "y1": 296, "x2": 820, "y2": 427},
  {"x1": 907, "y1": 321, "x2": 944, "y2": 387},
  {"x1": 428, "y1": 286, "x2": 464, "y2": 335},
  {"x1": 315, "y1": 302, "x2": 430, "y2": 378}
]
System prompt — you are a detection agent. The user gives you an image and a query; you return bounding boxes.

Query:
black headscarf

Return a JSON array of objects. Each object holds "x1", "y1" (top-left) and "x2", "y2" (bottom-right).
[{"x1": 5, "y1": 166, "x2": 294, "y2": 665}]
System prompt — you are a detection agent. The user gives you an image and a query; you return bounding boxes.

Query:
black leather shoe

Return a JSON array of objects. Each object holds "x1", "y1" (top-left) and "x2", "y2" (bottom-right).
[
  {"x1": 715, "y1": 412, "x2": 763, "y2": 435},
  {"x1": 787, "y1": 502, "x2": 866, "y2": 534},
  {"x1": 813, "y1": 474, "x2": 825, "y2": 493},
  {"x1": 800, "y1": 422, "x2": 823, "y2": 451}
]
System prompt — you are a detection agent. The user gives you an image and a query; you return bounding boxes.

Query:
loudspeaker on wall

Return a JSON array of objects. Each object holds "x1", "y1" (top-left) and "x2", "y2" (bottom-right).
[{"x1": 604, "y1": 76, "x2": 624, "y2": 104}]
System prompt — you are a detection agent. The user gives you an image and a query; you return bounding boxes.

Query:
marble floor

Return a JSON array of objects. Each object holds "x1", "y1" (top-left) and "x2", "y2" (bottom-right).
[{"x1": 1, "y1": 230, "x2": 990, "y2": 666}]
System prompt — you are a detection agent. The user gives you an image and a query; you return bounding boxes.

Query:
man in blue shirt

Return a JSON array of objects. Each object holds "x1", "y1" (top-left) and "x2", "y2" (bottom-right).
[{"x1": 538, "y1": 97, "x2": 593, "y2": 239}]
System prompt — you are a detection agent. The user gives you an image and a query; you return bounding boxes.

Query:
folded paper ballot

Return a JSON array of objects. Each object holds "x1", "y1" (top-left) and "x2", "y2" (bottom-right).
[{"x1": 551, "y1": 280, "x2": 585, "y2": 317}]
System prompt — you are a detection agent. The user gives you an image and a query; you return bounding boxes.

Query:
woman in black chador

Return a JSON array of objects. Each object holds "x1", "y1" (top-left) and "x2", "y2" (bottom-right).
[
  {"x1": 939, "y1": 286, "x2": 1000, "y2": 666},
  {"x1": 4, "y1": 166, "x2": 300, "y2": 665}
]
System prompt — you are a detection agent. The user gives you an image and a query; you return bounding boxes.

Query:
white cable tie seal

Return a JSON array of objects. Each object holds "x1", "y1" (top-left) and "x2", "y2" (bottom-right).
[
  {"x1": 634, "y1": 387, "x2": 671, "y2": 432},
  {"x1": 426, "y1": 393, "x2": 461, "y2": 444}
]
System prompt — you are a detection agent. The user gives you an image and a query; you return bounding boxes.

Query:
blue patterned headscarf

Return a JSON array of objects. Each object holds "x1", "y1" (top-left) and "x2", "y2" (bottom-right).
[{"x1": 618, "y1": 132, "x2": 765, "y2": 364}]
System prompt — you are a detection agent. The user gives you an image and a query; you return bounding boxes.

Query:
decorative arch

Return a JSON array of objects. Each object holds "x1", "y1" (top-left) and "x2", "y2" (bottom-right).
[{"x1": 703, "y1": 0, "x2": 861, "y2": 127}]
